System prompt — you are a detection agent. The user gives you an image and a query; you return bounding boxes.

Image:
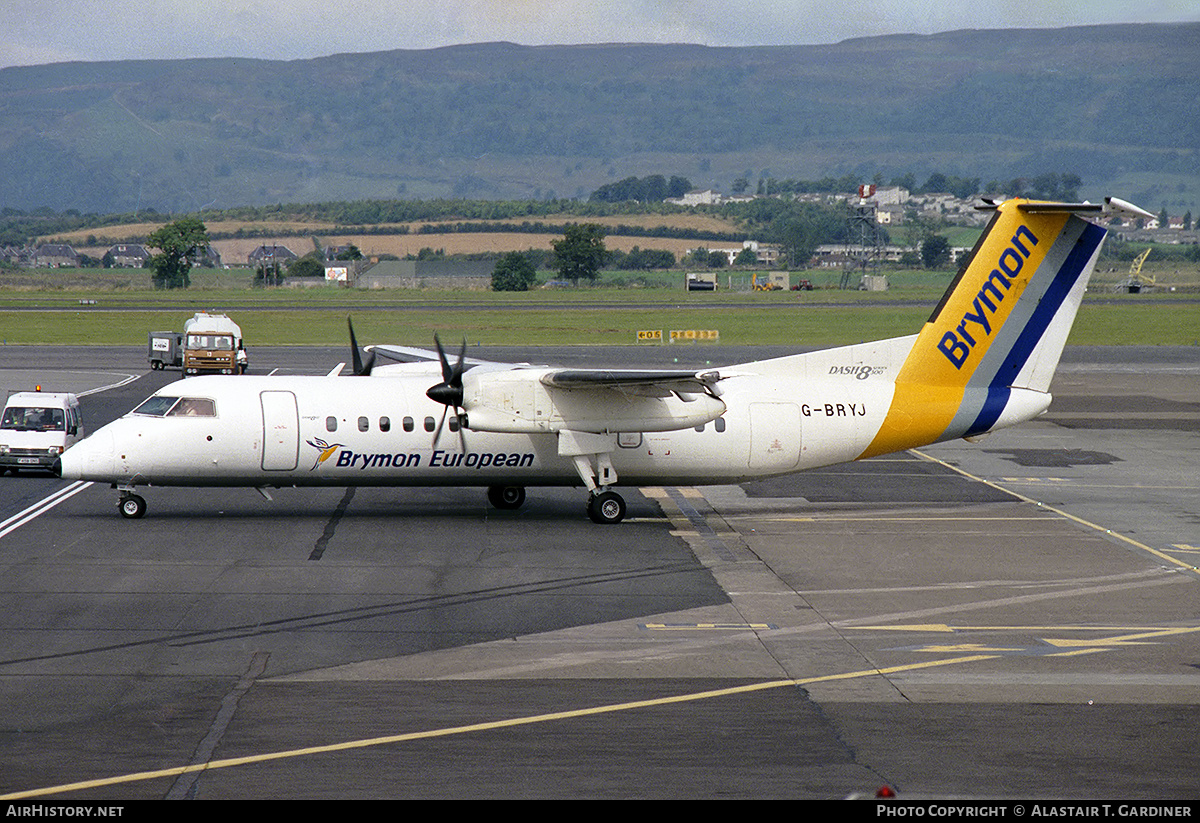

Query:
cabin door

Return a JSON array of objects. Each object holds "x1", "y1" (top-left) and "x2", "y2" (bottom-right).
[{"x1": 260, "y1": 391, "x2": 299, "y2": 471}]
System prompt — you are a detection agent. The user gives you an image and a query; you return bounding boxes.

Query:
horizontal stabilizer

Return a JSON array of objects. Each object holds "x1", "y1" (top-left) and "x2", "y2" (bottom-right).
[{"x1": 978, "y1": 196, "x2": 1155, "y2": 220}]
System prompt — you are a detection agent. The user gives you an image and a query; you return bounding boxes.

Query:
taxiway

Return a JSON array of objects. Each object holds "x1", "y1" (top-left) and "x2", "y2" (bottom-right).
[{"x1": 0, "y1": 344, "x2": 1196, "y2": 799}]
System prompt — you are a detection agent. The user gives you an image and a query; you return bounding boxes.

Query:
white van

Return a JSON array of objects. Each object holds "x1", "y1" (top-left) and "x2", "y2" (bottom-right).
[{"x1": 0, "y1": 391, "x2": 84, "y2": 474}]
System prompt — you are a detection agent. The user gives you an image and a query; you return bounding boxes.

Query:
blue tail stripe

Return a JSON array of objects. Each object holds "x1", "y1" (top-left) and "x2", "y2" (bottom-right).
[{"x1": 967, "y1": 221, "x2": 1106, "y2": 435}]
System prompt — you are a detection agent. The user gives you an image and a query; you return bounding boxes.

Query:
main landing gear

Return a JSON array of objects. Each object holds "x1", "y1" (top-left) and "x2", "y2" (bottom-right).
[
  {"x1": 118, "y1": 491, "x2": 147, "y2": 519},
  {"x1": 586, "y1": 489, "x2": 626, "y2": 524},
  {"x1": 486, "y1": 483, "x2": 627, "y2": 524}
]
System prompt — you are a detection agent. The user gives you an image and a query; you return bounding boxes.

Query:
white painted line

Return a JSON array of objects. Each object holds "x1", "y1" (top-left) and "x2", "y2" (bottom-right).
[
  {"x1": 77, "y1": 373, "x2": 141, "y2": 397},
  {"x1": 0, "y1": 480, "x2": 93, "y2": 540}
]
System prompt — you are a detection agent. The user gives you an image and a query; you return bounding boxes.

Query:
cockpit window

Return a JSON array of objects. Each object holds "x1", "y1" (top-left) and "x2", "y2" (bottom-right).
[
  {"x1": 168, "y1": 398, "x2": 216, "y2": 417},
  {"x1": 1, "y1": 406, "x2": 65, "y2": 431},
  {"x1": 130, "y1": 396, "x2": 216, "y2": 418}
]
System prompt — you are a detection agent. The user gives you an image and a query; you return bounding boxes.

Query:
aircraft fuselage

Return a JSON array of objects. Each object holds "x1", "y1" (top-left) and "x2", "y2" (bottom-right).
[{"x1": 64, "y1": 367, "x2": 899, "y2": 489}]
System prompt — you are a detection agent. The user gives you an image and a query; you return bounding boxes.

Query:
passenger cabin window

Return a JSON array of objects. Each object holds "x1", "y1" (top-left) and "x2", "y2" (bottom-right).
[
  {"x1": 379, "y1": 416, "x2": 391, "y2": 432},
  {"x1": 358, "y1": 416, "x2": 369, "y2": 432},
  {"x1": 326, "y1": 416, "x2": 337, "y2": 432},
  {"x1": 424, "y1": 416, "x2": 436, "y2": 433},
  {"x1": 715, "y1": 418, "x2": 726, "y2": 432},
  {"x1": 403, "y1": 417, "x2": 414, "y2": 432}
]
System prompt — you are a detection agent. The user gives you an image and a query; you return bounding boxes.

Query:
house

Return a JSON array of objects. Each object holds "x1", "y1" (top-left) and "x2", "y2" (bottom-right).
[
  {"x1": 0, "y1": 245, "x2": 34, "y2": 267},
  {"x1": 247, "y1": 245, "x2": 297, "y2": 266},
  {"x1": 105, "y1": 244, "x2": 150, "y2": 268},
  {"x1": 33, "y1": 244, "x2": 78, "y2": 268}
]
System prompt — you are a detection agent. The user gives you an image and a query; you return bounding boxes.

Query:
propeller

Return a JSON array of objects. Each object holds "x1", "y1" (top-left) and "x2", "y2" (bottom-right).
[
  {"x1": 347, "y1": 317, "x2": 375, "y2": 376},
  {"x1": 427, "y1": 334, "x2": 468, "y2": 449}
]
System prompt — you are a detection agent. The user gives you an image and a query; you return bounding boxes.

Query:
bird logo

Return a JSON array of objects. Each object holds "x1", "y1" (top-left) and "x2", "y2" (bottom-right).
[{"x1": 306, "y1": 438, "x2": 343, "y2": 470}]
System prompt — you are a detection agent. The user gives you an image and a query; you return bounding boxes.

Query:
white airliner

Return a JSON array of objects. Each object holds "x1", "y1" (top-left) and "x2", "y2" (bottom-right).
[{"x1": 56, "y1": 197, "x2": 1151, "y2": 523}]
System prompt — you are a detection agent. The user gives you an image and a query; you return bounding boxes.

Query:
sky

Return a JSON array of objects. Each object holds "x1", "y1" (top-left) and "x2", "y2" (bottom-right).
[{"x1": 1, "y1": 0, "x2": 1198, "y2": 69}]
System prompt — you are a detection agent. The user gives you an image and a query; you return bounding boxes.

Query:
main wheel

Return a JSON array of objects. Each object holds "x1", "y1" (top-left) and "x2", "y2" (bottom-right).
[
  {"x1": 587, "y1": 490, "x2": 626, "y2": 524},
  {"x1": 119, "y1": 494, "x2": 146, "y2": 519},
  {"x1": 487, "y1": 485, "x2": 526, "y2": 510}
]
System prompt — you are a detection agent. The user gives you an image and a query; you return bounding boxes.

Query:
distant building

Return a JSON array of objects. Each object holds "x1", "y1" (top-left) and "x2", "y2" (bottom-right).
[
  {"x1": 354, "y1": 259, "x2": 494, "y2": 289},
  {"x1": 1, "y1": 245, "x2": 34, "y2": 267},
  {"x1": 105, "y1": 243, "x2": 150, "y2": 268},
  {"x1": 33, "y1": 244, "x2": 78, "y2": 268},
  {"x1": 247, "y1": 245, "x2": 297, "y2": 266},
  {"x1": 869, "y1": 186, "x2": 909, "y2": 206},
  {"x1": 668, "y1": 189, "x2": 721, "y2": 206},
  {"x1": 707, "y1": 240, "x2": 781, "y2": 266}
]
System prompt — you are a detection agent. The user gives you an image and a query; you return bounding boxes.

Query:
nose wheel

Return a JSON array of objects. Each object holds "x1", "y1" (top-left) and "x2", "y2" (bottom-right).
[
  {"x1": 119, "y1": 493, "x2": 146, "y2": 519},
  {"x1": 587, "y1": 490, "x2": 626, "y2": 524}
]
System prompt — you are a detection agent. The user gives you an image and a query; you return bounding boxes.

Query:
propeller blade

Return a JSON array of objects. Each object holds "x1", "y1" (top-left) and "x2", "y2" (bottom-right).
[
  {"x1": 429, "y1": 334, "x2": 469, "y2": 450},
  {"x1": 426, "y1": 334, "x2": 466, "y2": 407},
  {"x1": 432, "y1": 404, "x2": 450, "y2": 449},
  {"x1": 347, "y1": 317, "x2": 374, "y2": 376},
  {"x1": 455, "y1": 412, "x2": 467, "y2": 452}
]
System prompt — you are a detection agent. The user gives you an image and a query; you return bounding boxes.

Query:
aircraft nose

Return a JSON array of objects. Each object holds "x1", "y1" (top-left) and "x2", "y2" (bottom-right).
[{"x1": 58, "y1": 429, "x2": 114, "y2": 481}]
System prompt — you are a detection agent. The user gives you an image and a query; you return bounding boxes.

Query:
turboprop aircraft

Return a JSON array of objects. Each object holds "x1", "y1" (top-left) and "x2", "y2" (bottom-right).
[{"x1": 55, "y1": 197, "x2": 1151, "y2": 523}]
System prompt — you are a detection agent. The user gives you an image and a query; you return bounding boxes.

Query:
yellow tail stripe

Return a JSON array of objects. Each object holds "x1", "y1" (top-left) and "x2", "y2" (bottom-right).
[{"x1": 860, "y1": 202, "x2": 1069, "y2": 459}]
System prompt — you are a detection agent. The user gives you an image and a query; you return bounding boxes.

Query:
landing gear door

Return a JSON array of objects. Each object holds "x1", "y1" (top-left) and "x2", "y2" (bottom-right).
[{"x1": 260, "y1": 390, "x2": 299, "y2": 471}]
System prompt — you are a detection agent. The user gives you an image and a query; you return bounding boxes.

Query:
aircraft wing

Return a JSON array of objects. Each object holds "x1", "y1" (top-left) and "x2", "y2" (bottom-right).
[
  {"x1": 540, "y1": 369, "x2": 724, "y2": 398},
  {"x1": 368, "y1": 344, "x2": 505, "y2": 369}
]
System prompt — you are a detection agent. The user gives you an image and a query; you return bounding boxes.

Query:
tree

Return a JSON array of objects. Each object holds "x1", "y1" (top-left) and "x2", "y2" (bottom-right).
[
  {"x1": 551, "y1": 224, "x2": 608, "y2": 285},
  {"x1": 491, "y1": 251, "x2": 538, "y2": 291},
  {"x1": 288, "y1": 253, "x2": 326, "y2": 279},
  {"x1": 733, "y1": 246, "x2": 758, "y2": 266},
  {"x1": 147, "y1": 217, "x2": 209, "y2": 289},
  {"x1": 920, "y1": 235, "x2": 951, "y2": 270}
]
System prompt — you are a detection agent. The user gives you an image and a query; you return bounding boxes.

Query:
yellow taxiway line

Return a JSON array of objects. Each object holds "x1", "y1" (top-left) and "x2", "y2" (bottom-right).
[{"x1": 1, "y1": 653, "x2": 997, "y2": 800}]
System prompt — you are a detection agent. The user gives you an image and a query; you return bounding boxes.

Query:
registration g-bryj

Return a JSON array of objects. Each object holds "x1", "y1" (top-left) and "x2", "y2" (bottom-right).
[{"x1": 56, "y1": 197, "x2": 1151, "y2": 523}]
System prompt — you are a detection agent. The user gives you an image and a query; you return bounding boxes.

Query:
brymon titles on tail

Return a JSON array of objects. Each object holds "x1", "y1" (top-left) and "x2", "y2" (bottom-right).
[{"x1": 858, "y1": 196, "x2": 1151, "y2": 458}]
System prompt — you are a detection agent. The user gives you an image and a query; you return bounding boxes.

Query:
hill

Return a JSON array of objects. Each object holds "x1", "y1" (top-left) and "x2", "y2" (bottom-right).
[{"x1": 0, "y1": 24, "x2": 1197, "y2": 214}]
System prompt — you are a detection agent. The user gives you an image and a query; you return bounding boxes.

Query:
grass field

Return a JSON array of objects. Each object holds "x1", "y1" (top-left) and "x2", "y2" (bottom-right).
[
  {"x1": 1, "y1": 260, "x2": 1197, "y2": 348},
  {"x1": 1, "y1": 291, "x2": 1195, "y2": 348}
]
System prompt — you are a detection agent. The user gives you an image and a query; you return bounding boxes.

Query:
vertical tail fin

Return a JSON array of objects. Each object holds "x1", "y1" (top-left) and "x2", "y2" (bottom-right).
[{"x1": 860, "y1": 197, "x2": 1148, "y2": 459}]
